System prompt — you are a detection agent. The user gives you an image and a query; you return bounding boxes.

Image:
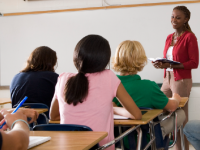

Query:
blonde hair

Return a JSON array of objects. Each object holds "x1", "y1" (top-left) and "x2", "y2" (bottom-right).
[{"x1": 112, "y1": 40, "x2": 147, "y2": 75}]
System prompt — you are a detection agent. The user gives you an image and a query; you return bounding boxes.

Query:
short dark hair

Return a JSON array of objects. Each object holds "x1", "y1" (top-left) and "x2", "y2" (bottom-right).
[
  {"x1": 65, "y1": 34, "x2": 111, "y2": 106},
  {"x1": 21, "y1": 46, "x2": 57, "y2": 72}
]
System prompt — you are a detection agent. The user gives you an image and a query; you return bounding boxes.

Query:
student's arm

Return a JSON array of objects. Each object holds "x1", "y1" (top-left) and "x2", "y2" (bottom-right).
[
  {"x1": 49, "y1": 97, "x2": 60, "y2": 121},
  {"x1": 112, "y1": 102, "x2": 117, "y2": 107},
  {"x1": 5, "y1": 108, "x2": 39, "y2": 124},
  {"x1": 115, "y1": 83, "x2": 142, "y2": 120},
  {"x1": 0, "y1": 110, "x2": 29, "y2": 150},
  {"x1": 164, "y1": 93, "x2": 181, "y2": 112}
]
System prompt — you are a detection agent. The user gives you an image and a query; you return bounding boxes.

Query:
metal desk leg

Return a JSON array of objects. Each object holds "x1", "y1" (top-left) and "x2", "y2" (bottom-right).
[
  {"x1": 137, "y1": 128, "x2": 142, "y2": 150},
  {"x1": 119, "y1": 126, "x2": 125, "y2": 150},
  {"x1": 169, "y1": 111, "x2": 178, "y2": 148},
  {"x1": 180, "y1": 125, "x2": 185, "y2": 150},
  {"x1": 149, "y1": 121, "x2": 156, "y2": 150}
]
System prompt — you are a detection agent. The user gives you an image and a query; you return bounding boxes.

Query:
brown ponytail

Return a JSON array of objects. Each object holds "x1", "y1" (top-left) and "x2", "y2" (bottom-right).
[
  {"x1": 64, "y1": 35, "x2": 111, "y2": 106},
  {"x1": 65, "y1": 72, "x2": 89, "y2": 106}
]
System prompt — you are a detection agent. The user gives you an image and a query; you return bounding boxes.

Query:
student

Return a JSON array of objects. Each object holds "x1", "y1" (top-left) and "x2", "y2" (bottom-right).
[
  {"x1": 50, "y1": 35, "x2": 142, "y2": 150},
  {"x1": 0, "y1": 109, "x2": 39, "y2": 150},
  {"x1": 112, "y1": 40, "x2": 185, "y2": 149},
  {"x1": 10, "y1": 46, "x2": 59, "y2": 109},
  {"x1": 183, "y1": 120, "x2": 200, "y2": 150}
]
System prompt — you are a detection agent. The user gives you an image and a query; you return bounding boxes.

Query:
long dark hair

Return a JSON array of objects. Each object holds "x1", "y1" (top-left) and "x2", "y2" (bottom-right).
[
  {"x1": 65, "y1": 35, "x2": 111, "y2": 106},
  {"x1": 21, "y1": 46, "x2": 57, "y2": 72}
]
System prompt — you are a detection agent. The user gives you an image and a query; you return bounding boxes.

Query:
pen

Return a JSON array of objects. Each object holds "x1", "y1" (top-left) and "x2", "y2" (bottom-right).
[{"x1": 0, "y1": 96, "x2": 28, "y2": 129}]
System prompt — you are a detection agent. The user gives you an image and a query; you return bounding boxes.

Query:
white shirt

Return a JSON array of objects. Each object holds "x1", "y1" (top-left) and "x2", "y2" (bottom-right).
[{"x1": 166, "y1": 46, "x2": 174, "y2": 71}]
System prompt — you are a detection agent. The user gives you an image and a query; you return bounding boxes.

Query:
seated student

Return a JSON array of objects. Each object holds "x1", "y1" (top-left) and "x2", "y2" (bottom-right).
[
  {"x1": 10, "y1": 46, "x2": 59, "y2": 109},
  {"x1": 183, "y1": 120, "x2": 200, "y2": 150},
  {"x1": 50, "y1": 35, "x2": 142, "y2": 150},
  {"x1": 0, "y1": 109, "x2": 39, "y2": 150},
  {"x1": 112, "y1": 40, "x2": 186, "y2": 150}
]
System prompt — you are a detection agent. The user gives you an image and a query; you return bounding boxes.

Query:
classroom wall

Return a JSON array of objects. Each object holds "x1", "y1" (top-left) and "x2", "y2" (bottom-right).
[
  {"x1": 0, "y1": 0, "x2": 196, "y2": 14},
  {"x1": 0, "y1": 1, "x2": 200, "y2": 120},
  {"x1": 0, "y1": 2, "x2": 200, "y2": 86}
]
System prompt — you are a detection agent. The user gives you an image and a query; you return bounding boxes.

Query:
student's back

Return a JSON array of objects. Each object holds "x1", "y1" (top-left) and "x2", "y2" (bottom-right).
[
  {"x1": 50, "y1": 35, "x2": 142, "y2": 150},
  {"x1": 10, "y1": 46, "x2": 58, "y2": 108},
  {"x1": 10, "y1": 71, "x2": 58, "y2": 108},
  {"x1": 113, "y1": 74, "x2": 168, "y2": 109},
  {"x1": 55, "y1": 70, "x2": 119, "y2": 147},
  {"x1": 112, "y1": 40, "x2": 185, "y2": 150}
]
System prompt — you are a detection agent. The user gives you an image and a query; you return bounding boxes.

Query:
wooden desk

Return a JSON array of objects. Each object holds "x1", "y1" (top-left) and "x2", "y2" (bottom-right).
[
  {"x1": 34, "y1": 108, "x2": 48, "y2": 114},
  {"x1": 47, "y1": 110, "x2": 163, "y2": 150},
  {"x1": 49, "y1": 109, "x2": 163, "y2": 125},
  {"x1": 0, "y1": 98, "x2": 11, "y2": 105},
  {"x1": 114, "y1": 109, "x2": 163, "y2": 126},
  {"x1": 0, "y1": 108, "x2": 48, "y2": 114},
  {"x1": 29, "y1": 131, "x2": 108, "y2": 150},
  {"x1": 179, "y1": 97, "x2": 189, "y2": 108}
]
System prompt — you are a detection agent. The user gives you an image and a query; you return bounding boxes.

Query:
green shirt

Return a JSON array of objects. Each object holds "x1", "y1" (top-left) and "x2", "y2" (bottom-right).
[
  {"x1": 113, "y1": 74, "x2": 168, "y2": 109},
  {"x1": 113, "y1": 74, "x2": 168, "y2": 149}
]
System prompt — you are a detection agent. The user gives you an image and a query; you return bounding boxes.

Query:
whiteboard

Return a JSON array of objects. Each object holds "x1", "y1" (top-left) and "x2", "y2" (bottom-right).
[{"x1": 0, "y1": 3, "x2": 200, "y2": 85}]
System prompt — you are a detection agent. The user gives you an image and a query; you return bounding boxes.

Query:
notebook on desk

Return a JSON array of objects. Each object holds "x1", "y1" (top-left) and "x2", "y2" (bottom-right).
[
  {"x1": 114, "y1": 111, "x2": 147, "y2": 119},
  {"x1": 28, "y1": 136, "x2": 51, "y2": 149}
]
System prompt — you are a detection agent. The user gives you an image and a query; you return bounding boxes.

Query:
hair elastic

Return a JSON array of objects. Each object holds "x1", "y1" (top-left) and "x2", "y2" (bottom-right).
[{"x1": 11, "y1": 119, "x2": 29, "y2": 130}]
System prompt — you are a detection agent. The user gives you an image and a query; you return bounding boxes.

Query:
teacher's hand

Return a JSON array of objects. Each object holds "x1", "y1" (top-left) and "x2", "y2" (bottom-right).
[{"x1": 152, "y1": 61, "x2": 170, "y2": 69}]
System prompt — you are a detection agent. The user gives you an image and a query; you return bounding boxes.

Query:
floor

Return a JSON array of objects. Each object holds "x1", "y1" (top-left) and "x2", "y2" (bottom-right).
[{"x1": 0, "y1": 89, "x2": 196, "y2": 150}]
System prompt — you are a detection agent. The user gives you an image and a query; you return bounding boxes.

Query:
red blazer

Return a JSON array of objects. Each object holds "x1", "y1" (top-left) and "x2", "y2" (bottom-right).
[{"x1": 163, "y1": 31, "x2": 199, "y2": 81}]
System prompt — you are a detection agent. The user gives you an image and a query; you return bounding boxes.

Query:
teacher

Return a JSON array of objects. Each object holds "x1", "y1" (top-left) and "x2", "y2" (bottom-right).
[{"x1": 152, "y1": 5, "x2": 199, "y2": 150}]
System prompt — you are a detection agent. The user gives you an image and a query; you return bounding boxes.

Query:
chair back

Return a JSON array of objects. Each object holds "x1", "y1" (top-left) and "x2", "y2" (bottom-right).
[
  {"x1": 139, "y1": 107, "x2": 153, "y2": 110},
  {"x1": 21, "y1": 103, "x2": 49, "y2": 117},
  {"x1": 14, "y1": 103, "x2": 49, "y2": 125},
  {"x1": 33, "y1": 124, "x2": 92, "y2": 131}
]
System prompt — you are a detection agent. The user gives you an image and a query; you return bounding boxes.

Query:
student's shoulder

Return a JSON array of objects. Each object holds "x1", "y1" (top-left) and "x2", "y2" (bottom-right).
[
  {"x1": 39, "y1": 71, "x2": 58, "y2": 76},
  {"x1": 99, "y1": 70, "x2": 119, "y2": 80},
  {"x1": 12, "y1": 72, "x2": 27, "y2": 79},
  {"x1": 141, "y1": 79, "x2": 157, "y2": 86},
  {"x1": 101, "y1": 69, "x2": 116, "y2": 76},
  {"x1": 58, "y1": 72, "x2": 76, "y2": 79},
  {"x1": 184, "y1": 31, "x2": 197, "y2": 41}
]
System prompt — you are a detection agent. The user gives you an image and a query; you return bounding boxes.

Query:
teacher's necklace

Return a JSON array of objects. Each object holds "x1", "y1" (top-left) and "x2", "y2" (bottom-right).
[{"x1": 171, "y1": 31, "x2": 184, "y2": 46}]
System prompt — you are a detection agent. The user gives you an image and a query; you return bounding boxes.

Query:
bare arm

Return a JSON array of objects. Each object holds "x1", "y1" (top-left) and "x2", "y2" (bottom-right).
[
  {"x1": 49, "y1": 97, "x2": 60, "y2": 121},
  {"x1": 164, "y1": 93, "x2": 181, "y2": 112},
  {"x1": 0, "y1": 110, "x2": 30, "y2": 150},
  {"x1": 3, "y1": 108, "x2": 39, "y2": 124},
  {"x1": 115, "y1": 83, "x2": 142, "y2": 120},
  {"x1": 1, "y1": 122, "x2": 29, "y2": 150},
  {"x1": 113, "y1": 107, "x2": 136, "y2": 119}
]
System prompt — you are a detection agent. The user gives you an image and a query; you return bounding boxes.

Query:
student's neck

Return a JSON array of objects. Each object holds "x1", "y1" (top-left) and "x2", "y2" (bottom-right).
[{"x1": 120, "y1": 73, "x2": 136, "y2": 76}]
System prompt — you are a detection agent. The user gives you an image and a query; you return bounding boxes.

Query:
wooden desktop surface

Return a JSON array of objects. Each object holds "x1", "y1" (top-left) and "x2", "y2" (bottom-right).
[
  {"x1": 0, "y1": 98, "x2": 11, "y2": 105},
  {"x1": 179, "y1": 97, "x2": 189, "y2": 108},
  {"x1": 29, "y1": 131, "x2": 108, "y2": 150},
  {"x1": 49, "y1": 109, "x2": 163, "y2": 125},
  {"x1": 114, "y1": 109, "x2": 163, "y2": 125},
  {"x1": 0, "y1": 108, "x2": 48, "y2": 114}
]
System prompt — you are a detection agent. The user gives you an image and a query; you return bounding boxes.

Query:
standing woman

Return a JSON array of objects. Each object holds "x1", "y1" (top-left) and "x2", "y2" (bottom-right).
[{"x1": 152, "y1": 6, "x2": 199, "y2": 150}]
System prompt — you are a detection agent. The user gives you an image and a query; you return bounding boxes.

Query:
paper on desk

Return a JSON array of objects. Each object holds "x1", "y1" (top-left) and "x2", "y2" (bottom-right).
[
  {"x1": 114, "y1": 114, "x2": 129, "y2": 119},
  {"x1": 28, "y1": 136, "x2": 51, "y2": 149}
]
